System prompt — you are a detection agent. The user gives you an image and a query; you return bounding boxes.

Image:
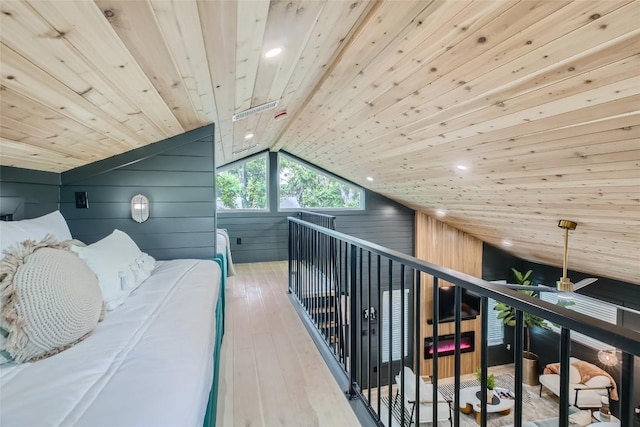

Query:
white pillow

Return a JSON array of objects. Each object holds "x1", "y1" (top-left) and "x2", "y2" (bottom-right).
[
  {"x1": 72, "y1": 230, "x2": 155, "y2": 310},
  {"x1": 585, "y1": 375, "x2": 611, "y2": 388},
  {"x1": 0, "y1": 211, "x2": 72, "y2": 256},
  {"x1": 568, "y1": 365, "x2": 582, "y2": 384},
  {"x1": 568, "y1": 409, "x2": 591, "y2": 426}
]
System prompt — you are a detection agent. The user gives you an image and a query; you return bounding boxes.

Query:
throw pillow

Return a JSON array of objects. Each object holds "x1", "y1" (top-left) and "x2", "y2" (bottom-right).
[
  {"x1": 568, "y1": 409, "x2": 591, "y2": 426},
  {"x1": 0, "y1": 236, "x2": 103, "y2": 364},
  {"x1": 585, "y1": 375, "x2": 611, "y2": 388},
  {"x1": 0, "y1": 211, "x2": 72, "y2": 256},
  {"x1": 71, "y1": 230, "x2": 155, "y2": 310}
]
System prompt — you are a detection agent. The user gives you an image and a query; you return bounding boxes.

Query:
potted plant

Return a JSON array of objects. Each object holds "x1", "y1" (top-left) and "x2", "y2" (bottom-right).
[
  {"x1": 493, "y1": 268, "x2": 550, "y2": 385},
  {"x1": 475, "y1": 368, "x2": 496, "y2": 401}
]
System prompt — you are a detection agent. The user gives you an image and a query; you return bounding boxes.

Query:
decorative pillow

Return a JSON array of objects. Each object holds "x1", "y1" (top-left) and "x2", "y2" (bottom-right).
[
  {"x1": 585, "y1": 375, "x2": 611, "y2": 388},
  {"x1": 402, "y1": 367, "x2": 416, "y2": 400},
  {"x1": 71, "y1": 230, "x2": 155, "y2": 310},
  {"x1": 568, "y1": 409, "x2": 591, "y2": 426},
  {"x1": 568, "y1": 364, "x2": 581, "y2": 384},
  {"x1": 0, "y1": 211, "x2": 72, "y2": 257},
  {"x1": 0, "y1": 236, "x2": 103, "y2": 364}
]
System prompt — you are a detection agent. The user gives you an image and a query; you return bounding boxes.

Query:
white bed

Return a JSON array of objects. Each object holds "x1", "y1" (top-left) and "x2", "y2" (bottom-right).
[
  {"x1": 216, "y1": 228, "x2": 235, "y2": 278},
  {"x1": 0, "y1": 259, "x2": 222, "y2": 427}
]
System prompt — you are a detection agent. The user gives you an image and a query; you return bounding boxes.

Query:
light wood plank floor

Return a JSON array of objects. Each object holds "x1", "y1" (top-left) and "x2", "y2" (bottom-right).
[{"x1": 216, "y1": 261, "x2": 361, "y2": 427}]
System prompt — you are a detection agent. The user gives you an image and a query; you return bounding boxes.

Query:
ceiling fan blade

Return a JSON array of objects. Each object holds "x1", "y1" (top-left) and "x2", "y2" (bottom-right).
[
  {"x1": 573, "y1": 277, "x2": 598, "y2": 291},
  {"x1": 494, "y1": 284, "x2": 558, "y2": 292}
]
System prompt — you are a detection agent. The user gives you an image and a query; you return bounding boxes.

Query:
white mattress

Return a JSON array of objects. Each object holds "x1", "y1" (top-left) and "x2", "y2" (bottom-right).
[
  {"x1": 216, "y1": 229, "x2": 235, "y2": 276},
  {"x1": 216, "y1": 229, "x2": 228, "y2": 253},
  {"x1": 0, "y1": 259, "x2": 221, "y2": 427}
]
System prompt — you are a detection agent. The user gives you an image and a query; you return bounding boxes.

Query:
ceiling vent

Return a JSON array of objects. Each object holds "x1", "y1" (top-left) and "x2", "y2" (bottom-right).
[{"x1": 232, "y1": 101, "x2": 279, "y2": 122}]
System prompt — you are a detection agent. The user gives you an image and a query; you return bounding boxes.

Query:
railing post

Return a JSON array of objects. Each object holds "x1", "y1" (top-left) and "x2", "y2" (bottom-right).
[
  {"x1": 514, "y1": 310, "x2": 524, "y2": 427},
  {"x1": 376, "y1": 255, "x2": 382, "y2": 419},
  {"x1": 620, "y1": 351, "x2": 634, "y2": 426},
  {"x1": 415, "y1": 271, "x2": 422, "y2": 426},
  {"x1": 288, "y1": 220, "x2": 293, "y2": 294},
  {"x1": 453, "y1": 285, "x2": 461, "y2": 427},
  {"x1": 348, "y1": 243, "x2": 358, "y2": 399},
  {"x1": 480, "y1": 296, "x2": 488, "y2": 427},
  {"x1": 387, "y1": 259, "x2": 393, "y2": 427},
  {"x1": 399, "y1": 264, "x2": 406, "y2": 427},
  {"x1": 431, "y1": 276, "x2": 439, "y2": 425},
  {"x1": 559, "y1": 327, "x2": 571, "y2": 427}
]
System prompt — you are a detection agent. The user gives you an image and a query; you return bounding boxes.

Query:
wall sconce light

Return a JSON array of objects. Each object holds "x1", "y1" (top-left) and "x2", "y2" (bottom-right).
[
  {"x1": 597, "y1": 349, "x2": 619, "y2": 367},
  {"x1": 131, "y1": 194, "x2": 149, "y2": 223}
]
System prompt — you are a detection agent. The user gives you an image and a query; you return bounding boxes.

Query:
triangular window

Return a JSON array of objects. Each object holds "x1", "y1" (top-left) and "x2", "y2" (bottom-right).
[{"x1": 278, "y1": 153, "x2": 364, "y2": 210}]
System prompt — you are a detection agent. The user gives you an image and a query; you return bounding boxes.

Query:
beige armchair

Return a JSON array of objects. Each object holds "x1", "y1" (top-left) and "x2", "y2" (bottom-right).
[
  {"x1": 538, "y1": 358, "x2": 616, "y2": 409},
  {"x1": 393, "y1": 367, "x2": 452, "y2": 426}
]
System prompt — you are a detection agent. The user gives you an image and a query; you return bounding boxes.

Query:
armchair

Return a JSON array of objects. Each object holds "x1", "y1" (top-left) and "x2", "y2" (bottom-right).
[
  {"x1": 394, "y1": 366, "x2": 452, "y2": 426},
  {"x1": 538, "y1": 358, "x2": 617, "y2": 409}
]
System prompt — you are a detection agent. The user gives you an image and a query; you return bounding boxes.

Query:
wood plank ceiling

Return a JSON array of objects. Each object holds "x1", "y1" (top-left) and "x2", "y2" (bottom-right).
[{"x1": 0, "y1": 0, "x2": 638, "y2": 285}]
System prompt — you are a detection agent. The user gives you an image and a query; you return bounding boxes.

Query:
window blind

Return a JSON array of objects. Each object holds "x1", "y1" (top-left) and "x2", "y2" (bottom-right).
[
  {"x1": 486, "y1": 298, "x2": 504, "y2": 346},
  {"x1": 486, "y1": 281, "x2": 507, "y2": 346},
  {"x1": 381, "y1": 289, "x2": 409, "y2": 363},
  {"x1": 540, "y1": 292, "x2": 616, "y2": 350}
]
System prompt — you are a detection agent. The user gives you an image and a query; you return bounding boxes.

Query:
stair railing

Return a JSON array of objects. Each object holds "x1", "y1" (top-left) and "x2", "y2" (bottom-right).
[{"x1": 288, "y1": 216, "x2": 640, "y2": 427}]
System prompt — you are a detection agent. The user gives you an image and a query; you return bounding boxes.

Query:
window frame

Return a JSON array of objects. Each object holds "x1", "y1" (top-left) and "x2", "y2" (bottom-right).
[
  {"x1": 216, "y1": 151, "x2": 270, "y2": 213},
  {"x1": 277, "y1": 152, "x2": 365, "y2": 212}
]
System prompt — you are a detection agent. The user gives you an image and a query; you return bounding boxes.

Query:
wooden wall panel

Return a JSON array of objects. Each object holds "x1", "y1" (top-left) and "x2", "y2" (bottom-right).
[{"x1": 415, "y1": 212, "x2": 483, "y2": 378}]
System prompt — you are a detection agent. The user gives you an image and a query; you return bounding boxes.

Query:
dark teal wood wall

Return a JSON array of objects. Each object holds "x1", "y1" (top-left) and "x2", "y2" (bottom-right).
[
  {"x1": 0, "y1": 166, "x2": 59, "y2": 219},
  {"x1": 59, "y1": 125, "x2": 216, "y2": 260}
]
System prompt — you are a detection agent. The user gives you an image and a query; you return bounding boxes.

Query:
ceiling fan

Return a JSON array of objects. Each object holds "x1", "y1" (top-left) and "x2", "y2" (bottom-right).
[
  {"x1": 555, "y1": 220, "x2": 598, "y2": 293},
  {"x1": 497, "y1": 219, "x2": 598, "y2": 294}
]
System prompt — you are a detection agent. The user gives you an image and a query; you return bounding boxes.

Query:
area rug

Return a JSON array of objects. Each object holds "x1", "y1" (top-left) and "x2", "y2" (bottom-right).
[
  {"x1": 380, "y1": 394, "x2": 452, "y2": 427},
  {"x1": 437, "y1": 374, "x2": 532, "y2": 404},
  {"x1": 378, "y1": 375, "x2": 562, "y2": 427}
]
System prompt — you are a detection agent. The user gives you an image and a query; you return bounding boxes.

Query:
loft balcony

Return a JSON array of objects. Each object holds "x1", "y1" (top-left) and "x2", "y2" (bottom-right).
[{"x1": 282, "y1": 215, "x2": 640, "y2": 427}]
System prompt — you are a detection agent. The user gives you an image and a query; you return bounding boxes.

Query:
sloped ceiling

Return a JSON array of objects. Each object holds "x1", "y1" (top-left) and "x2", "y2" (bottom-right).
[{"x1": 0, "y1": 1, "x2": 638, "y2": 285}]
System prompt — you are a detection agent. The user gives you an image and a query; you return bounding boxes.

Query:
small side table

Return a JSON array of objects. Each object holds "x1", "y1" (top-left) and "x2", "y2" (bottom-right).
[{"x1": 592, "y1": 411, "x2": 620, "y2": 423}]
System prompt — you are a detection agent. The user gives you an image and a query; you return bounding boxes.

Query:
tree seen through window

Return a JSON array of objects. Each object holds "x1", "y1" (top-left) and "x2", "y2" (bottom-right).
[
  {"x1": 216, "y1": 154, "x2": 267, "y2": 210},
  {"x1": 279, "y1": 155, "x2": 363, "y2": 209}
]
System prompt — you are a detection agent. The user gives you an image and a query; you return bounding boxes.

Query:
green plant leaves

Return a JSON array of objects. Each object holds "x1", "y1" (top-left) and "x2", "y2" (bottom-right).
[
  {"x1": 493, "y1": 268, "x2": 552, "y2": 350},
  {"x1": 474, "y1": 368, "x2": 496, "y2": 389}
]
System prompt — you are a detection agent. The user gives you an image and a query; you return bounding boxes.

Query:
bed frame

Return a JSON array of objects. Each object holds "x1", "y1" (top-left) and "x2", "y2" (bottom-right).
[{"x1": 205, "y1": 255, "x2": 227, "y2": 427}]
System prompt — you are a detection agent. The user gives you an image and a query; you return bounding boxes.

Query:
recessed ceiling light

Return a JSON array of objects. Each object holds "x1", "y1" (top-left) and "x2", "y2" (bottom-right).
[
  {"x1": 436, "y1": 209, "x2": 447, "y2": 218},
  {"x1": 366, "y1": 176, "x2": 374, "y2": 182},
  {"x1": 244, "y1": 133, "x2": 254, "y2": 140},
  {"x1": 265, "y1": 47, "x2": 283, "y2": 58},
  {"x1": 457, "y1": 164, "x2": 468, "y2": 171},
  {"x1": 501, "y1": 239, "x2": 513, "y2": 248}
]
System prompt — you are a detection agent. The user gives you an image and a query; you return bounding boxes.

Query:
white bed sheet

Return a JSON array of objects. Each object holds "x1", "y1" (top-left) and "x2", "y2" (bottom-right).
[
  {"x1": 0, "y1": 259, "x2": 221, "y2": 427},
  {"x1": 216, "y1": 229, "x2": 235, "y2": 276}
]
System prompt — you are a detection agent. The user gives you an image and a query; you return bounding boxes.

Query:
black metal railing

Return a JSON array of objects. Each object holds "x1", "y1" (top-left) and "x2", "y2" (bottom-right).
[
  {"x1": 287, "y1": 216, "x2": 640, "y2": 427},
  {"x1": 296, "y1": 210, "x2": 337, "y2": 230},
  {"x1": 288, "y1": 211, "x2": 347, "y2": 364}
]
